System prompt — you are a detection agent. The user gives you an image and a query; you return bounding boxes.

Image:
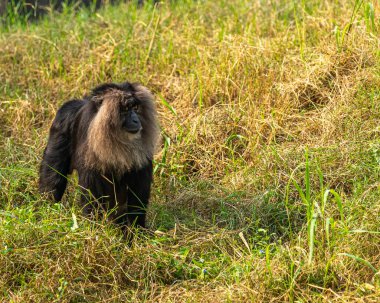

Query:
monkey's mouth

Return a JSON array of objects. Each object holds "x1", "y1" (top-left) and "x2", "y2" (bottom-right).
[{"x1": 126, "y1": 127, "x2": 142, "y2": 134}]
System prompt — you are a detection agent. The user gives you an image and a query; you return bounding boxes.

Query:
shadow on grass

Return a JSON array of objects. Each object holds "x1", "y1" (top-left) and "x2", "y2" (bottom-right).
[{"x1": 148, "y1": 186, "x2": 305, "y2": 242}]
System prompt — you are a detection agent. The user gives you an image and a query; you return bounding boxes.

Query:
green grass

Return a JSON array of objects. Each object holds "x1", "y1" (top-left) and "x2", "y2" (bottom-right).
[{"x1": 1, "y1": 0, "x2": 380, "y2": 302}]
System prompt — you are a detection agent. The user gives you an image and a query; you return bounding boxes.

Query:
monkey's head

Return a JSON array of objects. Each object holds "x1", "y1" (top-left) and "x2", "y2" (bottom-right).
[{"x1": 85, "y1": 82, "x2": 160, "y2": 174}]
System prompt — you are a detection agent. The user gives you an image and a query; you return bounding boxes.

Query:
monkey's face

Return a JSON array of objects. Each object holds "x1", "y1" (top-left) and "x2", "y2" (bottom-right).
[{"x1": 119, "y1": 98, "x2": 143, "y2": 134}]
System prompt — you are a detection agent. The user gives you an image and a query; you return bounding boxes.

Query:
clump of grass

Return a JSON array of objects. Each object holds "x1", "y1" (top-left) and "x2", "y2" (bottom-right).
[{"x1": 1, "y1": 0, "x2": 380, "y2": 301}]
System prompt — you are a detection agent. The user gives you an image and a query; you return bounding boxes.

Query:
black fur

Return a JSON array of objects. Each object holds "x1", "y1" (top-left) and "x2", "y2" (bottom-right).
[{"x1": 39, "y1": 82, "x2": 156, "y2": 229}]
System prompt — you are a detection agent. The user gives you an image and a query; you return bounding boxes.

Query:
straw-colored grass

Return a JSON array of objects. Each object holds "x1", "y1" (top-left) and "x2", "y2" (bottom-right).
[{"x1": 0, "y1": 0, "x2": 379, "y2": 302}]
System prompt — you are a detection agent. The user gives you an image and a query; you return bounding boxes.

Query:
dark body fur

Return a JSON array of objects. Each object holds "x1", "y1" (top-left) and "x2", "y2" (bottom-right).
[{"x1": 39, "y1": 82, "x2": 159, "y2": 229}]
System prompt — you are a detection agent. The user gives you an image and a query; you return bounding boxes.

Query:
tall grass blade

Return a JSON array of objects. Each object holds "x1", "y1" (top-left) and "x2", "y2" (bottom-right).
[{"x1": 339, "y1": 253, "x2": 378, "y2": 273}]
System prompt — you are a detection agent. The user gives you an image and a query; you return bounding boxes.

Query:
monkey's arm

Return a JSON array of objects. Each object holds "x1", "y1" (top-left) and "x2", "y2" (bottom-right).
[{"x1": 39, "y1": 100, "x2": 83, "y2": 201}]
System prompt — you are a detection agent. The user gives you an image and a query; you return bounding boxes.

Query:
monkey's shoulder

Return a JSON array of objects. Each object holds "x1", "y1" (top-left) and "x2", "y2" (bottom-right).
[
  {"x1": 50, "y1": 99, "x2": 85, "y2": 132},
  {"x1": 56, "y1": 99, "x2": 86, "y2": 115}
]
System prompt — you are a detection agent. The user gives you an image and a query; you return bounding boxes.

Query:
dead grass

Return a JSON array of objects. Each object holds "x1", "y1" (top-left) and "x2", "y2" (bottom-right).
[{"x1": 0, "y1": 0, "x2": 380, "y2": 302}]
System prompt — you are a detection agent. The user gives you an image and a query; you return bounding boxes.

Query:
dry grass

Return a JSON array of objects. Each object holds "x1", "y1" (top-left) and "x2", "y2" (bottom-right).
[{"x1": 0, "y1": 0, "x2": 380, "y2": 302}]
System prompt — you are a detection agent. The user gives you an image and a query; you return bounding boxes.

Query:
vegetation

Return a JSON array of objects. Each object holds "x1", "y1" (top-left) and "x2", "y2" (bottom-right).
[{"x1": 0, "y1": 0, "x2": 379, "y2": 301}]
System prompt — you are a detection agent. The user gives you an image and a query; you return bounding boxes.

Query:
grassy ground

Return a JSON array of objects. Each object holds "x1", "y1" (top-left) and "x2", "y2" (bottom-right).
[{"x1": 0, "y1": 0, "x2": 380, "y2": 302}]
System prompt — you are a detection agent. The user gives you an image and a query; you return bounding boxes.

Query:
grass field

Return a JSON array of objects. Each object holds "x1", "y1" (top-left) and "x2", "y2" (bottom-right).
[{"x1": 0, "y1": 0, "x2": 380, "y2": 302}]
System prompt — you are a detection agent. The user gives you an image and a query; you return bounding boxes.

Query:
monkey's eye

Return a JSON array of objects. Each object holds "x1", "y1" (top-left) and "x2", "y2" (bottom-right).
[{"x1": 131, "y1": 104, "x2": 140, "y2": 112}]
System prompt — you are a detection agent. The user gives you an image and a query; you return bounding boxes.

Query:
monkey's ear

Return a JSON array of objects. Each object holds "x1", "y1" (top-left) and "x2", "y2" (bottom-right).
[
  {"x1": 91, "y1": 94, "x2": 104, "y2": 107},
  {"x1": 90, "y1": 83, "x2": 119, "y2": 106},
  {"x1": 132, "y1": 83, "x2": 155, "y2": 102}
]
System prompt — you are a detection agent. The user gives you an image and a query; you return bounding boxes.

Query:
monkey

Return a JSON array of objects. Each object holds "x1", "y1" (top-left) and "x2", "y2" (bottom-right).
[{"x1": 39, "y1": 82, "x2": 160, "y2": 230}]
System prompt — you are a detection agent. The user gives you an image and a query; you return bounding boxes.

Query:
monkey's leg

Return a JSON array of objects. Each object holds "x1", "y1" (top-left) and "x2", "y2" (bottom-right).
[
  {"x1": 77, "y1": 171, "x2": 109, "y2": 218},
  {"x1": 39, "y1": 133, "x2": 71, "y2": 202},
  {"x1": 125, "y1": 162, "x2": 153, "y2": 228}
]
